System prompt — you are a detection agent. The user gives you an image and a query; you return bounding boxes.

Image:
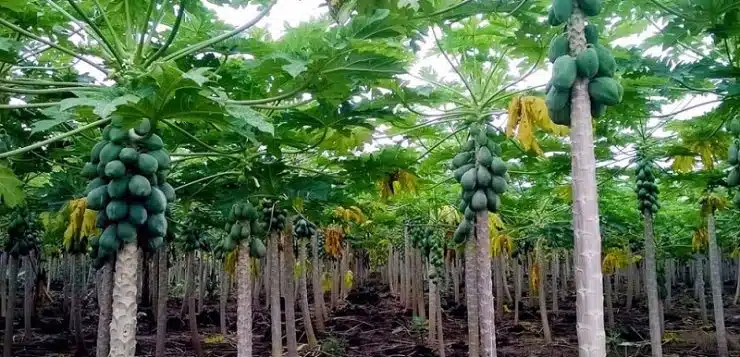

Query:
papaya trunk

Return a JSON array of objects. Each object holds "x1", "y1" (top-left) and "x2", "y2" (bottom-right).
[
  {"x1": 476, "y1": 211, "x2": 496, "y2": 357},
  {"x1": 298, "y1": 241, "x2": 317, "y2": 348},
  {"x1": 23, "y1": 255, "x2": 34, "y2": 337},
  {"x1": 220, "y1": 268, "x2": 229, "y2": 336},
  {"x1": 155, "y1": 245, "x2": 169, "y2": 357},
  {"x1": 284, "y1": 233, "x2": 298, "y2": 357},
  {"x1": 551, "y1": 253, "x2": 559, "y2": 314},
  {"x1": 626, "y1": 263, "x2": 634, "y2": 310},
  {"x1": 3, "y1": 255, "x2": 18, "y2": 357},
  {"x1": 428, "y1": 263, "x2": 437, "y2": 343},
  {"x1": 198, "y1": 254, "x2": 206, "y2": 313},
  {"x1": 236, "y1": 240, "x2": 253, "y2": 357},
  {"x1": 567, "y1": 4, "x2": 607, "y2": 355},
  {"x1": 96, "y1": 261, "x2": 114, "y2": 357},
  {"x1": 435, "y1": 285, "x2": 445, "y2": 357},
  {"x1": 71, "y1": 254, "x2": 85, "y2": 354},
  {"x1": 0, "y1": 253, "x2": 6, "y2": 318},
  {"x1": 109, "y1": 243, "x2": 139, "y2": 357},
  {"x1": 733, "y1": 256, "x2": 740, "y2": 305},
  {"x1": 465, "y1": 236, "x2": 480, "y2": 357},
  {"x1": 514, "y1": 260, "x2": 521, "y2": 325},
  {"x1": 494, "y1": 255, "x2": 504, "y2": 317},
  {"x1": 403, "y1": 225, "x2": 411, "y2": 310},
  {"x1": 185, "y1": 252, "x2": 203, "y2": 357},
  {"x1": 696, "y1": 255, "x2": 708, "y2": 323},
  {"x1": 707, "y1": 213, "x2": 728, "y2": 357},
  {"x1": 537, "y1": 252, "x2": 552, "y2": 343},
  {"x1": 604, "y1": 274, "x2": 614, "y2": 329},
  {"x1": 453, "y1": 253, "x2": 460, "y2": 304},
  {"x1": 310, "y1": 233, "x2": 325, "y2": 331},
  {"x1": 643, "y1": 212, "x2": 662, "y2": 357},
  {"x1": 664, "y1": 259, "x2": 672, "y2": 310},
  {"x1": 269, "y1": 232, "x2": 283, "y2": 357}
]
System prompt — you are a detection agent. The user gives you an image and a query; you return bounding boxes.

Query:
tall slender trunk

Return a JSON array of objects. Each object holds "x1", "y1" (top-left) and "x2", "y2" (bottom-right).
[
  {"x1": 514, "y1": 260, "x2": 522, "y2": 325},
  {"x1": 198, "y1": 254, "x2": 206, "y2": 313},
  {"x1": 284, "y1": 234, "x2": 298, "y2": 357},
  {"x1": 330, "y1": 261, "x2": 339, "y2": 310},
  {"x1": 476, "y1": 211, "x2": 496, "y2": 357},
  {"x1": 733, "y1": 256, "x2": 740, "y2": 305},
  {"x1": 428, "y1": 262, "x2": 437, "y2": 343},
  {"x1": 626, "y1": 263, "x2": 634, "y2": 310},
  {"x1": 237, "y1": 240, "x2": 253, "y2": 357},
  {"x1": 220, "y1": 269, "x2": 229, "y2": 336},
  {"x1": 150, "y1": 256, "x2": 158, "y2": 317},
  {"x1": 707, "y1": 214, "x2": 728, "y2": 357},
  {"x1": 71, "y1": 254, "x2": 85, "y2": 354},
  {"x1": 109, "y1": 243, "x2": 140, "y2": 357},
  {"x1": 502, "y1": 256, "x2": 512, "y2": 303},
  {"x1": 551, "y1": 253, "x2": 559, "y2": 314},
  {"x1": 604, "y1": 274, "x2": 614, "y2": 329},
  {"x1": 561, "y1": 250, "x2": 569, "y2": 300},
  {"x1": 0, "y1": 253, "x2": 6, "y2": 318},
  {"x1": 567, "y1": 5, "x2": 606, "y2": 356},
  {"x1": 185, "y1": 252, "x2": 203, "y2": 357},
  {"x1": 416, "y1": 251, "x2": 425, "y2": 320},
  {"x1": 23, "y1": 255, "x2": 34, "y2": 337},
  {"x1": 696, "y1": 255, "x2": 708, "y2": 323},
  {"x1": 453, "y1": 254, "x2": 460, "y2": 304},
  {"x1": 3, "y1": 255, "x2": 18, "y2": 357},
  {"x1": 643, "y1": 213, "x2": 662, "y2": 357},
  {"x1": 494, "y1": 255, "x2": 503, "y2": 317},
  {"x1": 298, "y1": 241, "x2": 317, "y2": 347},
  {"x1": 664, "y1": 259, "x2": 672, "y2": 310},
  {"x1": 97, "y1": 262, "x2": 114, "y2": 357},
  {"x1": 155, "y1": 245, "x2": 169, "y2": 357},
  {"x1": 311, "y1": 233, "x2": 325, "y2": 331},
  {"x1": 537, "y1": 253, "x2": 552, "y2": 343},
  {"x1": 465, "y1": 237, "x2": 480, "y2": 357},
  {"x1": 140, "y1": 251, "x2": 150, "y2": 308},
  {"x1": 403, "y1": 225, "x2": 411, "y2": 310},
  {"x1": 269, "y1": 232, "x2": 283, "y2": 357},
  {"x1": 435, "y1": 285, "x2": 446, "y2": 357}
]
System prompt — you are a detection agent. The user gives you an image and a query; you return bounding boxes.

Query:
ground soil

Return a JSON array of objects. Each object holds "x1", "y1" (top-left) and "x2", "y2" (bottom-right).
[{"x1": 1, "y1": 273, "x2": 740, "y2": 356}]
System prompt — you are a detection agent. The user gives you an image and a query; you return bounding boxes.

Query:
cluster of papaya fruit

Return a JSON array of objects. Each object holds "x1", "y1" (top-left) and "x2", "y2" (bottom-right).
[
  {"x1": 224, "y1": 202, "x2": 266, "y2": 258},
  {"x1": 726, "y1": 117, "x2": 740, "y2": 206},
  {"x1": 545, "y1": 0, "x2": 623, "y2": 125},
  {"x1": 407, "y1": 219, "x2": 446, "y2": 282},
  {"x1": 5, "y1": 212, "x2": 39, "y2": 257},
  {"x1": 451, "y1": 124, "x2": 507, "y2": 243},
  {"x1": 261, "y1": 199, "x2": 287, "y2": 232},
  {"x1": 84, "y1": 119, "x2": 174, "y2": 264},
  {"x1": 635, "y1": 154, "x2": 660, "y2": 215},
  {"x1": 293, "y1": 216, "x2": 317, "y2": 239}
]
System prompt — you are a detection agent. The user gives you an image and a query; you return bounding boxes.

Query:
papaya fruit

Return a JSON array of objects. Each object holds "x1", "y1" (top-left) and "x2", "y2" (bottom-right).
[
  {"x1": 591, "y1": 102, "x2": 606, "y2": 118},
  {"x1": 728, "y1": 167, "x2": 740, "y2": 187},
  {"x1": 104, "y1": 160, "x2": 126, "y2": 178},
  {"x1": 476, "y1": 166, "x2": 492, "y2": 187},
  {"x1": 86, "y1": 186, "x2": 110, "y2": 211},
  {"x1": 460, "y1": 167, "x2": 477, "y2": 191},
  {"x1": 146, "y1": 213, "x2": 167, "y2": 237},
  {"x1": 250, "y1": 238, "x2": 267, "y2": 258},
  {"x1": 729, "y1": 142, "x2": 739, "y2": 165},
  {"x1": 159, "y1": 183, "x2": 176, "y2": 202},
  {"x1": 462, "y1": 140, "x2": 476, "y2": 151},
  {"x1": 453, "y1": 219, "x2": 472, "y2": 243},
  {"x1": 735, "y1": 192, "x2": 740, "y2": 207},
  {"x1": 470, "y1": 190, "x2": 488, "y2": 212},
  {"x1": 490, "y1": 157, "x2": 507, "y2": 176},
  {"x1": 118, "y1": 147, "x2": 139, "y2": 165},
  {"x1": 106, "y1": 200, "x2": 129, "y2": 221},
  {"x1": 576, "y1": 46, "x2": 599, "y2": 78},
  {"x1": 102, "y1": 125, "x2": 112, "y2": 140},
  {"x1": 98, "y1": 225, "x2": 120, "y2": 254},
  {"x1": 475, "y1": 131, "x2": 488, "y2": 146},
  {"x1": 99, "y1": 142, "x2": 123, "y2": 165},
  {"x1": 462, "y1": 189, "x2": 474, "y2": 203},
  {"x1": 452, "y1": 152, "x2": 473, "y2": 168},
  {"x1": 548, "y1": 8, "x2": 565, "y2": 26},
  {"x1": 730, "y1": 119, "x2": 740, "y2": 136},
  {"x1": 117, "y1": 222, "x2": 137, "y2": 243},
  {"x1": 588, "y1": 77, "x2": 621, "y2": 105},
  {"x1": 156, "y1": 170, "x2": 169, "y2": 184},
  {"x1": 230, "y1": 222, "x2": 242, "y2": 239},
  {"x1": 97, "y1": 162, "x2": 106, "y2": 177},
  {"x1": 240, "y1": 222, "x2": 251, "y2": 238},
  {"x1": 552, "y1": 0, "x2": 573, "y2": 24},
  {"x1": 585, "y1": 24, "x2": 599, "y2": 44},
  {"x1": 486, "y1": 189, "x2": 500, "y2": 212},
  {"x1": 491, "y1": 176, "x2": 507, "y2": 194},
  {"x1": 548, "y1": 34, "x2": 570, "y2": 63},
  {"x1": 487, "y1": 140, "x2": 502, "y2": 156},
  {"x1": 81, "y1": 162, "x2": 98, "y2": 178},
  {"x1": 107, "y1": 176, "x2": 131, "y2": 199},
  {"x1": 552, "y1": 55, "x2": 577, "y2": 90},
  {"x1": 148, "y1": 150, "x2": 171, "y2": 170},
  {"x1": 149, "y1": 236, "x2": 164, "y2": 250},
  {"x1": 95, "y1": 210, "x2": 108, "y2": 228},
  {"x1": 142, "y1": 134, "x2": 164, "y2": 150},
  {"x1": 109, "y1": 126, "x2": 127, "y2": 144},
  {"x1": 128, "y1": 204, "x2": 148, "y2": 225},
  {"x1": 128, "y1": 175, "x2": 152, "y2": 197},
  {"x1": 577, "y1": 0, "x2": 601, "y2": 16},
  {"x1": 457, "y1": 199, "x2": 468, "y2": 213},
  {"x1": 594, "y1": 44, "x2": 616, "y2": 77},
  {"x1": 135, "y1": 119, "x2": 151, "y2": 136},
  {"x1": 146, "y1": 187, "x2": 167, "y2": 214},
  {"x1": 91, "y1": 141, "x2": 107, "y2": 164},
  {"x1": 546, "y1": 87, "x2": 570, "y2": 111},
  {"x1": 137, "y1": 153, "x2": 159, "y2": 175},
  {"x1": 477, "y1": 146, "x2": 493, "y2": 166},
  {"x1": 464, "y1": 207, "x2": 476, "y2": 221}
]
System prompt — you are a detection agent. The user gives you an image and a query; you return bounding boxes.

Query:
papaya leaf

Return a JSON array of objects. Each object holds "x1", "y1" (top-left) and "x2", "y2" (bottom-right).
[{"x1": 0, "y1": 165, "x2": 25, "y2": 208}]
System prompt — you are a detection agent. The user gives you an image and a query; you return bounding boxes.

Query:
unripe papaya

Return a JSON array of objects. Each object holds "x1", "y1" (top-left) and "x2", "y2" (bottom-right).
[
  {"x1": 552, "y1": 55, "x2": 577, "y2": 90},
  {"x1": 576, "y1": 46, "x2": 599, "y2": 78},
  {"x1": 551, "y1": 0, "x2": 573, "y2": 24},
  {"x1": 588, "y1": 77, "x2": 621, "y2": 105},
  {"x1": 548, "y1": 34, "x2": 570, "y2": 63}
]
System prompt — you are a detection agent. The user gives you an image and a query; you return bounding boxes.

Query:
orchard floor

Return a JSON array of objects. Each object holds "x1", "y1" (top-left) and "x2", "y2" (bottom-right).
[{"x1": 2, "y1": 275, "x2": 740, "y2": 356}]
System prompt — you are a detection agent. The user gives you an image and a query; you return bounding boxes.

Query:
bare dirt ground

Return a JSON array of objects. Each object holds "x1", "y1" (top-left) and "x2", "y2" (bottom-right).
[{"x1": 2, "y1": 274, "x2": 740, "y2": 356}]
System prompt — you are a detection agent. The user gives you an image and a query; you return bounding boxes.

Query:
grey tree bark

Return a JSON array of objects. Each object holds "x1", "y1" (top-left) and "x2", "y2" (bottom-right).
[
  {"x1": 465, "y1": 236, "x2": 480, "y2": 357},
  {"x1": 696, "y1": 255, "x2": 708, "y2": 323},
  {"x1": 185, "y1": 252, "x2": 203, "y2": 357},
  {"x1": 155, "y1": 246, "x2": 169, "y2": 357},
  {"x1": 643, "y1": 213, "x2": 663, "y2": 357},
  {"x1": 604, "y1": 274, "x2": 614, "y2": 329},
  {"x1": 298, "y1": 241, "x2": 318, "y2": 347},
  {"x1": 514, "y1": 259, "x2": 522, "y2": 325},
  {"x1": 269, "y1": 232, "x2": 283, "y2": 357},
  {"x1": 108, "y1": 243, "x2": 140, "y2": 357},
  {"x1": 311, "y1": 232, "x2": 326, "y2": 331},
  {"x1": 71, "y1": 254, "x2": 85, "y2": 354},
  {"x1": 284, "y1": 233, "x2": 298, "y2": 357},
  {"x1": 733, "y1": 256, "x2": 740, "y2": 305},
  {"x1": 236, "y1": 240, "x2": 253, "y2": 357},
  {"x1": 551, "y1": 252, "x2": 559, "y2": 314},
  {"x1": 567, "y1": 4, "x2": 606, "y2": 356},
  {"x1": 537, "y1": 251, "x2": 552, "y2": 343},
  {"x1": 0, "y1": 253, "x2": 6, "y2": 318},
  {"x1": 707, "y1": 214, "x2": 728, "y2": 357},
  {"x1": 3, "y1": 255, "x2": 18, "y2": 357},
  {"x1": 220, "y1": 268, "x2": 229, "y2": 336},
  {"x1": 97, "y1": 262, "x2": 114, "y2": 357},
  {"x1": 476, "y1": 211, "x2": 496, "y2": 357},
  {"x1": 23, "y1": 255, "x2": 34, "y2": 337}
]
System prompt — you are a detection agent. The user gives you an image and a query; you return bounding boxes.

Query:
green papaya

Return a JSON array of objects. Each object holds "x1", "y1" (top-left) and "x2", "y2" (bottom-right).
[
  {"x1": 728, "y1": 167, "x2": 740, "y2": 187},
  {"x1": 99, "y1": 143, "x2": 123, "y2": 165},
  {"x1": 250, "y1": 238, "x2": 266, "y2": 258},
  {"x1": 128, "y1": 175, "x2": 152, "y2": 197},
  {"x1": 490, "y1": 157, "x2": 507, "y2": 176},
  {"x1": 117, "y1": 222, "x2": 137, "y2": 243},
  {"x1": 475, "y1": 131, "x2": 488, "y2": 146},
  {"x1": 159, "y1": 183, "x2": 176, "y2": 202},
  {"x1": 594, "y1": 44, "x2": 616, "y2": 77},
  {"x1": 576, "y1": 46, "x2": 599, "y2": 78},
  {"x1": 588, "y1": 77, "x2": 621, "y2": 105},
  {"x1": 230, "y1": 222, "x2": 242, "y2": 239},
  {"x1": 462, "y1": 139, "x2": 476, "y2": 152},
  {"x1": 552, "y1": 55, "x2": 577, "y2": 90},
  {"x1": 137, "y1": 153, "x2": 159, "y2": 175},
  {"x1": 729, "y1": 143, "x2": 739, "y2": 165},
  {"x1": 485, "y1": 189, "x2": 500, "y2": 212},
  {"x1": 86, "y1": 186, "x2": 110, "y2": 211},
  {"x1": 91, "y1": 141, "x2": 107, "y2": 164},
  {"x1": 107, "y1": 176, "x2": 131, "y2": 199},
  {"x1": 486, "y1": 140, "x2": 502, "y2": 157},
  {"x1": 149, "y1": 236, "x2": 164, "y2": 250},
  {"x1": 457, "y1": 199, "x2": 467, "y2": 213},
  {"x1": 491, "y1": 176, "x2": 507, "y2": 194},
  {"x1": 106, "y1": 200, "x2": 129, "y2": 221},
  {"x1": 146, "y1": 187, "x2": 167, "y2": 214},
  {"x1": 461, "y1": 168, "x2": 477, "y2": 191},
  {"x1": 476, "y1": 166, "x2": 492, "y2": 187},
  {"x1": 464, "y1": 207, "x2": 476, "y2": 221},
  {"x1": 585, "y1": 24, "x2": 599, "y2": 44},
  {"x1": 452, "y1": 152, "x2": 473, "y2": 168},
  {"x1": 104, "y1": 160, "x2": 126, "y2": 178},
  {"x1": 453, "y1": 219, "x2": 472, "y2": 243},
  {"x1": 454, "y1": 164, "x2": 475, "y2": 182},
  {"x1": 734, "y1": 192, "x2": 740, "y2": 207},
  {"x1": 118, "y1": 147, "x2": 139, "y2": 165},
  {"x1": 548, "y1": 8, "x2": 565, "y2": 26},
  {"x1": 470, "y1": 190, "x2": 488, "y2": 212},
  {"x1": 135, "y1": 119, "x2": 151, "y2": 136},
  {"x1": 81, "y1": 162, "x2": 98, "y2": 178},
  {"x1": 146, "y1": 213, "x2": 167, "y2": 237},
  {"x1": 729, "y1": 118, "x2": 740, "y2": 136},
  {"x1": 477, "y1": 146, "x2": 493, "y2": 166},
  {"x1": 148, "y1": 150, "x2": 171, "y2": 170},
  {"x1": 552, "y1": 0, "x2": 573, "y2": 24},
  {"x1": 241, "y1": 222, "x2": 251, "y2": 238},
  {"x1": 99, "y1": 225, "x2": 120, "y2": 254},
  {"x1": 548, "y1": 34, "x2": 570, "y2": 63},
  {"x1": 142, "y1": 134, "x2": 164, "y2": 150},
  {"x1": 109, "y1": 126, "x2": 127, "y2": 144},
  {"x1": 462, "y1": 189, "x2": 474, "y2": 203},
  {"x1": 546, "y1": 87, "x2": 570, "y2": 111},
  {"x1": 128, "y1": 204, "x2": 148, "y2": 225},
  {"x1": 591, "y1": 102, "x2": 606, "y2": 118},
  {"x1": 577, "y1": 0, "x2": 601, "y2": 16}
]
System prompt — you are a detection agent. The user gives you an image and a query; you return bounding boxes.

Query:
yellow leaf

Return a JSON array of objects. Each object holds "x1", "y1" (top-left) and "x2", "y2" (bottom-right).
[
  {"x1": 671, "y1": 155, "x2": 695, "y2": 173},
  {"x1": 203, "y1": 334, "x2": 226, "y2": 344},
  {"x1": 529, "y1": 263, "x2": 540, "y2": 295},
  {"x1": 321, "y1": 272, "x2": 333, "y2": 292},
  {"x1": 506, "y1": 95, "x2": 522, "y2": 137},
  {"x1": 554, "y1": 184, "x2": 572, "y2": 202},
  {"x1": 343, "y1": 270, "x2": 354, "y2": 289},
  {"x1": 224, "y1": 249, "x2": 238, "y2": 278}
]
